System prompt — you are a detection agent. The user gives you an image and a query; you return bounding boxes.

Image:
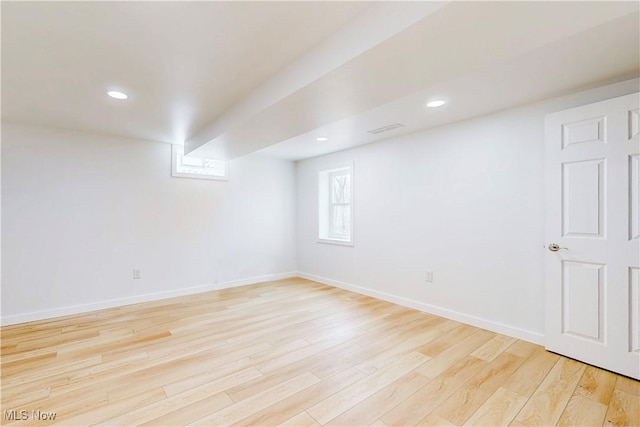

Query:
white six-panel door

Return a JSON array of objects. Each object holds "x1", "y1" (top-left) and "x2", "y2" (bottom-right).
[{"x1": 545, "y1": 92, "x2": 640, "y2": 380}]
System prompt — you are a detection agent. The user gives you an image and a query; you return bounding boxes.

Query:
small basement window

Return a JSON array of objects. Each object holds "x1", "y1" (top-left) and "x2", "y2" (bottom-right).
[
  {"x1": 171, "y1": 145, "x2": 228, "y2": 180},
  {"x1": 318, "y1": 164, "x2": 353, "y2": 245}
]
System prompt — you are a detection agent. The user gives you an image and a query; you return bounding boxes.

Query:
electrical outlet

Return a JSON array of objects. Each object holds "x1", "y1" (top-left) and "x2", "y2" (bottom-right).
[
  {"x1": 425, "y1": 270, "x2": 433, "y2": 282},
  {"x1": 133, "y1": 269, "x2": 141, "y2": 280}
]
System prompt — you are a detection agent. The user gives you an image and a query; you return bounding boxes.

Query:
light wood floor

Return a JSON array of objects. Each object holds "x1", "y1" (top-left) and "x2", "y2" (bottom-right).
[{"x1": 1, "y1": 278, "x2": 638, "y2": 427}]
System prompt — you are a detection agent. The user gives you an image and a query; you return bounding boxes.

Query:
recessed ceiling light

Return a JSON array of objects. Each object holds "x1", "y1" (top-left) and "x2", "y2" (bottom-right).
[
  {"x1": 315, "y1": 136, "x2": 329, "y2": 142},
  {"x1": 107, "y1": 90, "x2": 128, "y2": 100},
  {"x1": 426, "y1": 99, "x2": 446, "y2": 108}
]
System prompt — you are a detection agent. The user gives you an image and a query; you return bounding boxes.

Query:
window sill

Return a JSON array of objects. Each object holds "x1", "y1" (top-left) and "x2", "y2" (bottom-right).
[
  {"x1": 317, "y1": 238, "x2": 354, "y2": 247},
  {"x1": 172, "y1": 172, "x2": 228, "y2": 181}
]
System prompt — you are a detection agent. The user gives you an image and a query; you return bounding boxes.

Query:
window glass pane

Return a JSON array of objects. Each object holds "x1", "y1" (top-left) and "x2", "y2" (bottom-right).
[
  {"x1": 174, "y1": 145, "x2": 227, "y2": 177},
  {"x1": 332, "y1": 173, "x2": 350, "y2": 203},
  {"x1": 319, "y1": 165, "x2": 353, "y2": 244},
  {"x1": 332, "y1": 205, "x2": 351, "y2": 236},
  {"x1": 201, "y1": 159, "x2": 226, "y2": 176},
  {"x1": 181, "y1": 155, "x2": 203, "y2": 167}
]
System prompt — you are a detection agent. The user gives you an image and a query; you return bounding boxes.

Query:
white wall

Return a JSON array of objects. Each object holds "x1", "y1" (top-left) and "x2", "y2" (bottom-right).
[
  {"x1": 296, "y1": 78, "x2": 640, "y2": 343},
  {"x1": 1, "y1": 124, "x2": 297, "y2": 324},
  {"x1": 3, "y1": 79, "x2": 638, "y2": 333}
]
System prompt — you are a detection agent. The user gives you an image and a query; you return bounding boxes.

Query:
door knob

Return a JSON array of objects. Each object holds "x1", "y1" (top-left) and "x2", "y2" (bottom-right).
[{"x1": 548, "y1": 243, "x2": 568, "y2": 252}]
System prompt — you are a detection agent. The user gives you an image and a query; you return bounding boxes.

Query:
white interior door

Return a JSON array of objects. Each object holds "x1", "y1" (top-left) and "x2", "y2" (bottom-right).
[{"x1": 545, "y1": 92, "x2": 640, "y2": 380}]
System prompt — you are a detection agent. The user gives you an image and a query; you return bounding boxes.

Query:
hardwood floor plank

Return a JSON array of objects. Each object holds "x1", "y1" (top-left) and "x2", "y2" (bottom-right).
[
  {"x1": 253, "y1": 335, "x2": 350, "y2": 375},
  {"x1": 415, "y1": 329, "x2": 494, "y2": 380},
  {"x1": 307, "y1": 345, "x2": 368, "y2": 379},
  {"x1": 50, "y1": 387, "x2": 166, "y2": 426},
  {"x1": 1, "y1": 354, "x2": 102, "y2": 394},
  {"x1": 0, "y1": 352, "x2": 57, "y2": 376},
  {"x1": 432, "y1": 352, "x2": 525, "y2": 425},
  {"x1": 470, "y1": 334, "x2": 517, "y2": 362},
  {"x1": 505, "y1": 340, "x2": 538, "y2": 358},
  {"x1": 163, "y1": 362, "x2": 262, "y2": 398},
  {"x1": 325, "y1": 371, "x2": 431, "y2": 426},
  {"x1": 415, "y1": 324, "x2": 478, "y2": 358},
  {"x1": 558, "y1": 394, "x2": 608, "y2": 426},
  {"x1": 511, "y1": 358, "x2": 586, "y2": 426},
  {"x1": 380, "y1": 355, "x2": 487, "y2": 426},
  {"x1": 574, "y1": 366, "x2": 617, "y2": 405},
  {"x1": 278, "y1": 411, "x2": 320, "y2": 427},
  {"x1": 615, "y1": 375, "x2": 640, "y2": 396},
  {"x1": 4, "y1": 393, "x2": 109, "y2": 427},
  {"x1": 189, "y1": 372, "x2": 321, "y2": 426},
  {"x1": 502, "y1": 346, "x2": 560, "y2": 398},
  {"x1": 232, "y1": 367, "x2": 366, "y2": 426},
  {"x1": 603, "y1": 389, "x2": 640, "y2": 427},
  {"x1": 462, "y1": 386, "x2": 527, "y2": 426},
  {"x1": 225, "y1": 341, "x2": 358, "y2": 403},
  {"x1": 354, "y1": 319, "x2": 457, "y2": 375},
  {"x1": 3, "y1": 352, "x2": 145, "y2": 400},
  {"x1": 164, "y1": 366, "x2": 262, "y2": 399},
  {"x1": 0, "y1": 387, "x2": 51, "y2": 411},
  {"x1": 43, "y1": 395, "x2": 109, "y2": 427},
  {"x1": 97, "y1": 377, "x2": 243, "y2": 427},
  {"x1": 415, "y1": 413, "x2": 457, "y2": 427},
  {"x1": 351, "y1": 310, "x2": 433, "y2": 348},
  {"x1": 73, "y1": 341, "x2": 271, "y2": 403},
  {"x1": 139, "y1": 391, "x2": 233, "y2": 426},
  {"x1": 4, "y1": 384, "x2": 111, "y2": 425},
  {"x1": 306, "y1": 351, "x2": 430, "y2": 425}
]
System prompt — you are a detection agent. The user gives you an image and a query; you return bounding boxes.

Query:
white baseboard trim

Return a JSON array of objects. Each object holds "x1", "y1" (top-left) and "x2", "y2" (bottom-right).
[
  {"x1": 297, "y1": 272, "x2": 544, "y2": 345},
  {"x1": 1, "y1": 272, "x2": 297, "y2": 326}
]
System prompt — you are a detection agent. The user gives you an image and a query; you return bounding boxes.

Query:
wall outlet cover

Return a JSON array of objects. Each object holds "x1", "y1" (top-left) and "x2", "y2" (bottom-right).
[{"x1": 425, "y1": 271, "x2": 433, "y2": 282}]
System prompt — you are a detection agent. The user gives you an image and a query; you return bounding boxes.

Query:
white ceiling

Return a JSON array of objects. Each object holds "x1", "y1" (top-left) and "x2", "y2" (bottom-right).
[
  {"x1": 3, "y1": 1, "x2": 639, "y2": 161},
  {"x1": 1, "y1": 1, "x2": 369, "y2": 144},
  {"x1": 259, "y1": 11, "x2": 640, "y2": 160}
]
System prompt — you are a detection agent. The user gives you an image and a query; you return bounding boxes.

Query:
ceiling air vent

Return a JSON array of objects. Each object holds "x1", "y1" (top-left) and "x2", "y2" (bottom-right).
[{"x1": 366, "y1": 123, "x2": 405, "y2": 135}]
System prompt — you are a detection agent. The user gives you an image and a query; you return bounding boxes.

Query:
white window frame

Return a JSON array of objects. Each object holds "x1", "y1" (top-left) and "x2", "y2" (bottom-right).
[
  {"x1": 171, "y1": 145, "x2": 228, "y2": 181},
  {"x1": 318, "y1": 163, "x2": 354, "y2": 246}
]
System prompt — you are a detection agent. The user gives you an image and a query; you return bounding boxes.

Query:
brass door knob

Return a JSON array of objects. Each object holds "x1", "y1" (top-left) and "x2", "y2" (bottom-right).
[{"x1": 548, "y1": 243, "x2": 568, "y2": 252}]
